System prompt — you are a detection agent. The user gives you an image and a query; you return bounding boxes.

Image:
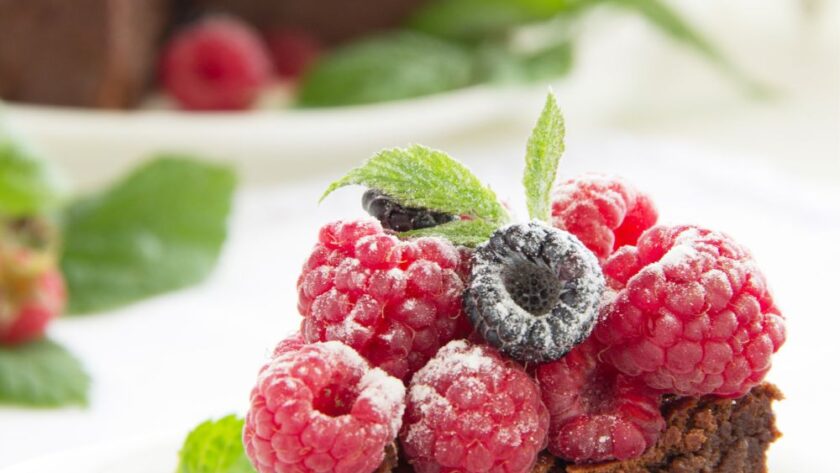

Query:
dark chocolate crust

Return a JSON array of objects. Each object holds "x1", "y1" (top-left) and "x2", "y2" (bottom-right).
[{"x1": 383, "y1": 383, "x2": 781, "y2": 473}]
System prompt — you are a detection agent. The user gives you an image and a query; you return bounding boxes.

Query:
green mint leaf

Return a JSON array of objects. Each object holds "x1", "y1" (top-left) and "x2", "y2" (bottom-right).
[
  {"x1": 0, "y1": 339, "x2": 90, "y2": 407},
  {"x1": 401, "y1": 219, "x2": 499, "y2": 247},
  {"x1": 298, "y1": 32, "x2": 475, "y2": 107},
  {"x1": 61, "y1": 156, "x2": 236, "y2": 314},
  {"x1": 410, "y1": 0, "x2": 584, "y2": 40},
  {"x1": 0, "y1": 115, "x2": 63, "y2": 217},
  {"x1": 177, "y1": 415, "x2": 256, "y2": 473},
  {"x1": 323, "y1": 144, "x2": 508, "y2": 224},
  {"x1": 524, "y1": 92, "x2": 565, "y2": 222}
]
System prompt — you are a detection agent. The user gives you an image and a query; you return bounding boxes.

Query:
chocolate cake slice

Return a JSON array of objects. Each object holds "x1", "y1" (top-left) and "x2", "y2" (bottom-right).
[
  {"x1": 381, "y1": 384, "x2": 782, "y2": 473},
  {"x1": 0, "y1": 0, "x2": 169, "y2": 108}
]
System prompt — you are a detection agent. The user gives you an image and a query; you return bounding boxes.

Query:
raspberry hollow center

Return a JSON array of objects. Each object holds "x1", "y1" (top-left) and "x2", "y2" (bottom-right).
[
  {"x1": 503, "y1": 259, "x2": 564, "y2": 316},
  {"x1": 312, "y1": 383, "x2": 357, "y2": 417}
]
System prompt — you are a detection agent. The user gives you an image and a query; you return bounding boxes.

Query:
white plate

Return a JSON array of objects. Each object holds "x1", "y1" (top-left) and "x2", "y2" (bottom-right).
[{"x1": 2, "y1": 85, "x2": 542, "y2": 188}]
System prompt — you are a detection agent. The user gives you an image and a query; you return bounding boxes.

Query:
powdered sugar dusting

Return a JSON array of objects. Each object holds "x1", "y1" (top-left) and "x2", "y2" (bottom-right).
[
  {"x1": 358, "y1": 367, "x2": 406, "y2": 435},
  {"x1": 412, "y1": 340, "x2": 495, "y2": 384}
]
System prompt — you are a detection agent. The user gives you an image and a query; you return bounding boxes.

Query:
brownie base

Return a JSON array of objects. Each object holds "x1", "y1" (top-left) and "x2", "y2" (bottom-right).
[{"x1": 384, "y1": 383, "x2": 782, "y2": 473}]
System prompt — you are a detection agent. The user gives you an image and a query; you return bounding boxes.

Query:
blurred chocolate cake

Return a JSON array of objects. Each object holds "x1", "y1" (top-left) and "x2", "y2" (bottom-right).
[
  {"x1": 0, "y1": 0, "x2": 427, "y2": 108},
  {"x1": 0, "y1": 0, "x2": 169, "y2": 108}
]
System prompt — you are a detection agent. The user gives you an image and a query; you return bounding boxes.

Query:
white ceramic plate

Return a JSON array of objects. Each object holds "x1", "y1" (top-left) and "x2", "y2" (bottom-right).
[{"x1": 2, "y1": 84, "x2": 544, "y2": 188}]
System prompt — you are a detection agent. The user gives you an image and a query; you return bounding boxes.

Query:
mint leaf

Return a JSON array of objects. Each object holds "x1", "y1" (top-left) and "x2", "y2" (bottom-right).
[
  {"x1": 61, "y1": 157, "x2": 236, "y2": 314},
  {"x1": 177, "y1": 415, "x2": 255, "y2": 473},
  {"x1": 0, "y1": 117, "x2": 63, "y2": 217},
  {"x1": 410, "y1": 0, "x2": 584, "y2": 40},
  {"x1": 401, "y1": 219, "x2": 499, "y2": 247},
  {"x1": 524, "y1": 92, "x2": 565, "y2": 222},
  {"x1": 323, "y1": 145, "x2": 507, "y2": 224},
  {"x1": 298, "y1": 32, "x2": 475, "y2": 107},
  {"x1": 0, "y1": 339, "x2": 90, "y2": 407}
]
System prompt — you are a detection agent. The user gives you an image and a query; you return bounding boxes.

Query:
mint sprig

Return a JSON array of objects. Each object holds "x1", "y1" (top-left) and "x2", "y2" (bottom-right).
[
  {"x1": 61, "y1": 156, "x2": 236, "y2": 314},
  {"x1": 177, "y1": 415, "x2": 256, "y2": 473},
  {"x1": 323, "y1": 144, "x2": 508, "y2": 224},
  {"x1": 0, "y1": 339, "x2": 90, "y2": 407},
  {"x1": 523, "y1": 92, "x2": 565, "y2": 222}
]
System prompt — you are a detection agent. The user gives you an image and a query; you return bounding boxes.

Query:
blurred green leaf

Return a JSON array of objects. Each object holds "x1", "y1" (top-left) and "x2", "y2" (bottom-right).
[
  {"x1": 520, "y1": 42, "x2": 574, "y2": 81},
  {"x1": 596, "y1": 0, "x2": 764, "y2": 93},
  {"x1": 0, "y1": 115, "x2": 63, "y2": 217},
  {"x1": 601, "y1": 0, "x2": 723, "y2": 62},
  {"x1": 409, "y1": 0, "x2": 585, "y2": 40},
  {"x1": 0, "y1": 339, "x2": 89, "y2": 407},
  {"x1": 474, "y1": 40, "x2": 574, "y2": 84},
  {"x1": 61, "y1": 157, "x2": 236, "y2": 314},
  {"x1": 298, "y1": 32, "x2": 475, "y2": 107},
  {"x1": 177, "y1": 415, "x2": 255, "y2": 473}
]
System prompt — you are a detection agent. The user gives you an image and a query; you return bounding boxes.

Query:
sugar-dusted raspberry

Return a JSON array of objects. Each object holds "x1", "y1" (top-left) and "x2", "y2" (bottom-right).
[
  {"x1": 551, "y1": 174, "x2": 658, "y2": 260},
  {"x1": 159, "y1": 15, "x2": 272, "y2": 110},
  {"x1": 244, "y1": 341, "x2": 405, "y2": 473},
  {"x1": 595, "y1": 225, "x2": 786, "y2": 398},
  {"x1": 271, "y1": 331, "x2": 306, "y2": 358},
  {"x1": 464, "y1": 222, "x2": 605, "y2": 363},
  {"x1": 298, "y1": 219, "x2": 471, "y2": 381},
  {"x1": 265, "y1": 28, "x2": 322, "y2": 79},
  {"x1": 400, "y1": 340, "x2": 549, "y2": 473},
  {"x1": 536, "y1": 339, "x2": 664, "y2": 463}
]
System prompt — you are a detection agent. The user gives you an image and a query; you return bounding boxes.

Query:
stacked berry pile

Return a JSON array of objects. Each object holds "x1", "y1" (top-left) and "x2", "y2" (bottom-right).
[{"x1": 242, "y1": 94, "x2": 786, "y2": 473}]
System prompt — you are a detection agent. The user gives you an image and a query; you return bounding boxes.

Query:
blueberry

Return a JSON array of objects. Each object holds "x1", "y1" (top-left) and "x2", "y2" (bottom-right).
[
  {"x1": 362, "y1": 189, "x2": 454, "y2": 232},
  {"x1": 464, "y1": 222, "x2": 605, "y2": 363}
]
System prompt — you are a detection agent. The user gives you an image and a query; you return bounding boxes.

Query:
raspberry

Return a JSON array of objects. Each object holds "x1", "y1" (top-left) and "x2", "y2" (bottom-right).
[
  {"x1": 595, "y1": 225, "x2": 786, "y2": 397},
  {"x1": 160, "y1": 16, "x2": 272, "y2": 111},
  {"x1": 0, "y1": 220, "x2": 66, "y2": 345},
  {"x1": 297, "y1": 219, "x2": 470, "y2": 381},
  {"x1": 400, "y1": 341, "x2": 549, "y2": 473},
  {"x1": 362, "y1": 189, "x2": 455, "y2": 232},
  {"x1": 535, "y1": 339, "x2": 665, "y2": 463},
  {"x1": 265, "y1": 28, "x2": 322, "y2": 79},
  {"x1": 551, "y1": 175, "x2": 658, "y2": 260},
  {"x1": 271, "y1": 331, "x2": 306, "y2": 358},
  {"x1": 244, "y1": 340, "x2": 405, "y2": 473},
  {"x1": 464, "y1": 222, "x2": 605, "y2": 363}
]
